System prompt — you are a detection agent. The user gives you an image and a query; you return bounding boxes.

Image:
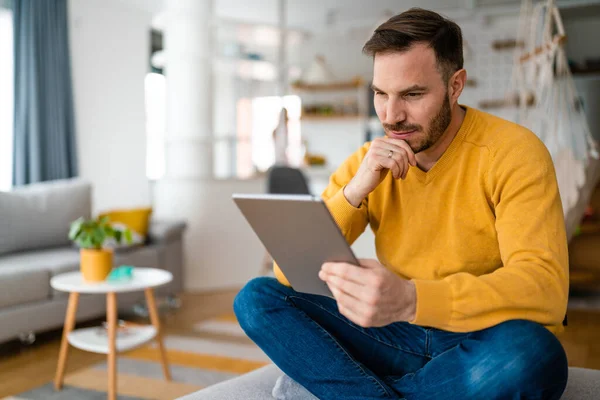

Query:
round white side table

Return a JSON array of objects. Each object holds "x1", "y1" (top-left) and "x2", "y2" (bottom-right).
[{"x1": 50, "y1": 267, "x2": 173, "y2": 400}]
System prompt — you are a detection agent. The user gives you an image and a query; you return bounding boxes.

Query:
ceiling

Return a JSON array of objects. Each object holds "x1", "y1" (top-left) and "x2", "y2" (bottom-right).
[{"x1": 118, "y1": 0, "x2": 524, "y2": 33}]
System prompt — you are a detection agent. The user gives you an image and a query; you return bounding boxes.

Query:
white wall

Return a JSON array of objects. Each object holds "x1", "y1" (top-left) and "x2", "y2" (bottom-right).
[
  {"x1": 151, "y1": 176, "x2": 376, "y2": 291},
  {"x1": 68, "y1": 0, "x2": 151, "y2": 214},
  {"x1": 290, "y1": 33, "x2": 374, "y2": 83},
  {"x1": 152, "y1": 178, "x2": 267, "y2": 291}
]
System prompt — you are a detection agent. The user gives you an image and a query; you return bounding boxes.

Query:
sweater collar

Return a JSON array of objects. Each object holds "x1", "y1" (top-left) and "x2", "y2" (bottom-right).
[{"x1": 410, "y1": 105, "x2": 475, "y2": 184}]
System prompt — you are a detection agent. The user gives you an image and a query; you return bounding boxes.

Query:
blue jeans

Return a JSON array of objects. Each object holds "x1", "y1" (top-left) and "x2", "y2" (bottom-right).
[{"x1": 234, "y1": 277, "x2": 568, "y2": 400}]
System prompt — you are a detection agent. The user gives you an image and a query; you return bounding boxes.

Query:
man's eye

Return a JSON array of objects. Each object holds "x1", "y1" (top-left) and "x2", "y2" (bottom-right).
[
  {"x1": 375, "y1": 91, "x2": 385, "y2": 96},
  {"x1": 406, "y1": 92, "x2": 423, "y2": 98}
]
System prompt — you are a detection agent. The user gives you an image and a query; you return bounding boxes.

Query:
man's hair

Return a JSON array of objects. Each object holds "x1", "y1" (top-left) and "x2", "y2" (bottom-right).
[{"x1": 363, "y1": 8, "x2": 463, "y2": 82}]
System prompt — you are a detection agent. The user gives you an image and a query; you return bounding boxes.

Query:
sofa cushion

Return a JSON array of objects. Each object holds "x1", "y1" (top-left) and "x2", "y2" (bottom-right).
[
  {"x1": 563, "y1": 367, "x2": 600, "y2": 399},
  {"x1": 0, "y1": 247, "x2": 81, "y2": 298},
  {"x1": 0, "y1": 246, "x2": 163, "y2": 300},
  {"x1": 0, "y1": 268, "x2": 50, "y2": 309},
  {"x1": 176, "y1": 365, "x2": 283, "y2": 400},
  {"x1": 0, "y1": 179, "x2": 92, "y2": 256},
  {"x1": 0, "y1": 247, "x2": 81, "y2": 275},
  {"x1": 175, "y1": 365, "x2": 600, "y2": 400},
  {"x1": 0, "y1": 244, "x2": 162, "y2": 275},
  {"x1": 272, "y1": 374, "x2": 317, "y2": 400}
]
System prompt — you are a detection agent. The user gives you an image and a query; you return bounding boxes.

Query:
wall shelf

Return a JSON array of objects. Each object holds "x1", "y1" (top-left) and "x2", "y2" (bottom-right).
[
  {"x1": 291, "y1": 79, "x2": 364, "y2": 92},
  {"x1": 301, "y1": 114, "x2": 365, "y2": 121}
]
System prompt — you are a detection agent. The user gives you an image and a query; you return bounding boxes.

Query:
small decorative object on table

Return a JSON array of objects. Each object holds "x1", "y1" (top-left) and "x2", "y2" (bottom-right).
[
  {"x1": 107, "y1": 265, "x2": 134, "y2": 282},
  {"x1": 69, "y1": 216, "x2": 133, "y2": 282}
]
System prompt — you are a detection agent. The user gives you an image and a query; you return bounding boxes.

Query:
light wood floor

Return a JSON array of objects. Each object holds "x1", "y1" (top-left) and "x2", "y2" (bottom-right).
[
  {"x1": 1, "y1": 290, "x2": 600, "y2": 398},
  {"x1": 0, "y1": 290, "x2": 238, "y2": 398}
]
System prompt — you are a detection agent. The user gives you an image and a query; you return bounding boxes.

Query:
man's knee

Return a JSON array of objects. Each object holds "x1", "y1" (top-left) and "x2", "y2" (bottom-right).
[
  {"x1": 487, "y1": 319, "x2": 566, "y2": 365},
  {"x1": 467, "y1": 320, "x2": 567, "y2": 396},
  {"x1": 233, "y1": 277, "x2": 288, "y2": 333}
]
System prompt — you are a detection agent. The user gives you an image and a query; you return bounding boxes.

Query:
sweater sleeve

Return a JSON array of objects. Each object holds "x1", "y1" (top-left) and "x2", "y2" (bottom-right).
[
  {"x1": 273, "y1": 143, "x2": 371, "y2": 286},
  {"x1": 321, "y1": 144, "x2": 371, "y2": 245},
  {"x1": 411, "y1": 132, "x2": 569, "y2": 333}
]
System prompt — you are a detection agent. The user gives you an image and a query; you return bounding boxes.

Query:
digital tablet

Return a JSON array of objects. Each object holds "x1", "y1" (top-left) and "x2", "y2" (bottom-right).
[{"x1": 232, "y1": 193, "x2": 360, "y2": 298}]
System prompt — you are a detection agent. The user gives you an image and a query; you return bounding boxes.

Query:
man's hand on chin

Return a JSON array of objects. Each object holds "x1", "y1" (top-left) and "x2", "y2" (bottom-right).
[{"x1": 319, "y1": 258, "x2": 417, "y2": 328}]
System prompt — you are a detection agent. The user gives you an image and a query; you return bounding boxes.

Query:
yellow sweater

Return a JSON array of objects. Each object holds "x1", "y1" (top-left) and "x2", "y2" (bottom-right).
[{"x1": 275, "y1": 106, "x2": 569, "y2": 334}]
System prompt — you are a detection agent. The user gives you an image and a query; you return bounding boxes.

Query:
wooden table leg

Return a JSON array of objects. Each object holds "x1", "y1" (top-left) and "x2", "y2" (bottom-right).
[
  {"x1": 107, "y1": 292, "x2": 117, "y2": 400},
  {"x1": 145, "y1": 288, "x2": 172, "y2": 381},
  {"x1": 54, "y1": 292, "x2": 79, "y2": 390}
]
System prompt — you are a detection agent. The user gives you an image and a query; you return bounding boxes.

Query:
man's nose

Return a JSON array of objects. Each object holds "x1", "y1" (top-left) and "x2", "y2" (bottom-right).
[{"x1": 385, "y1": 99, "x2": 407, "y2": 125}]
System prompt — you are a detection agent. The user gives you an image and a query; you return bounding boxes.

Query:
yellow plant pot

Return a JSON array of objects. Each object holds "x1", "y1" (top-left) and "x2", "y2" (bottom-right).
[{"x1": 80, "y1": 248, "x2": 113, "y2": 282}]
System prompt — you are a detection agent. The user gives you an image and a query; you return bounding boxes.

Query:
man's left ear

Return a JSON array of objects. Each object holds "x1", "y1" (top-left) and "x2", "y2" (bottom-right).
[{"x1": 449, "y1": 69, "x2": 467, "y2": 102}]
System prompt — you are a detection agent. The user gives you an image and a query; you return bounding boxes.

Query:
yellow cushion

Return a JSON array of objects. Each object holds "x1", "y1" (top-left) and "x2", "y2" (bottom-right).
[{"x1": 98, "y1": 207, "x2": 152, "y2": 237}]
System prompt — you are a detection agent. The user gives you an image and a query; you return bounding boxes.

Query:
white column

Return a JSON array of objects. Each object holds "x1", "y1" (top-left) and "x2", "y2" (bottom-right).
[
  {"x1": 153, "y1": 0, "x2": 267, "y2": 292},
  {"x1": 277, "y1": 0, "x2": 287, "y2": 97},
  {"x1": 164, "y1": 0, "x2": 213, "y2": 178}
]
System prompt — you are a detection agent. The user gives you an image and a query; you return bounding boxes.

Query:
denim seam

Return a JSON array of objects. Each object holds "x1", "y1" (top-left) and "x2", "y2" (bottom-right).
[
  {"x1": 288, "y1": 294, "x2": 426, "y2": 358},
  {"x1": 286, "y1": 295, "x2": 395, "y2": 399},
  {"x1": 390, "y1": 371, "x2": 415, "y2": 385},
  {"x1": 387, "y1": 333, "x2": 474, "y2": 385},
  {"x1": 421, "y1": 331, "x2": 474, "y2": 361}
]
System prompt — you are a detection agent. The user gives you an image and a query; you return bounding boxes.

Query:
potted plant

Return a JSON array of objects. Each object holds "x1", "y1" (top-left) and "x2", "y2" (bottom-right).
[{"x1": 69, "y1": 216, "x2": 133, "y2": 282}]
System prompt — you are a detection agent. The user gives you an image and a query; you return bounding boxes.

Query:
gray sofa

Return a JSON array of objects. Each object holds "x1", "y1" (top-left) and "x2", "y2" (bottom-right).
[
  {"x1": 0, "y1": 178, "x2": 186, "y2": 344},
  {"x1": 178, "y1": 364, "x2": 600, "y2": 399}
]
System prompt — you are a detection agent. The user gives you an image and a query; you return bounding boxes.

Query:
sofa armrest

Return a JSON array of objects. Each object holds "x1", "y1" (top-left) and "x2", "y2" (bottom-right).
[{"x1": 148, "y1": 220, "x2": 187, "y2": 244}]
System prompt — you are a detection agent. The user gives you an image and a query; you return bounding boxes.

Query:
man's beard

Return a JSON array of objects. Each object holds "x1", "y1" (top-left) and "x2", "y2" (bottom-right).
[{"x1": 383, "y1": 95, "x2": 452, "y2": 154}]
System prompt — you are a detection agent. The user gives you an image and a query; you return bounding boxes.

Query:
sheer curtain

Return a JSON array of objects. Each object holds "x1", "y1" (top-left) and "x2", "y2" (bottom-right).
[{"x1": 0, "y1": 8, "x2": 13, "y2": 191}]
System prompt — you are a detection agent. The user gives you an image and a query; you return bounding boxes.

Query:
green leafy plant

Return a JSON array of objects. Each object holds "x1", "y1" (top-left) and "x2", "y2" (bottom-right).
[{"x1": 69, "y1": 216, "x2": 133, "y2": 250}]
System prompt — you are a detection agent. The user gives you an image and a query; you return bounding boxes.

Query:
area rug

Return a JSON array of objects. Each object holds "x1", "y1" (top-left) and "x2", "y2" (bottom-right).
[{"x1": 5, "y1": 314, "x2": 270, "y2": 400}]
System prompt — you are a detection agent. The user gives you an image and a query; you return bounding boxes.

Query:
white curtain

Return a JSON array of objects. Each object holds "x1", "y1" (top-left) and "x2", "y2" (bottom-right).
[{"x1": 0, "y1": 8, "x2": 12, "y2": 191}]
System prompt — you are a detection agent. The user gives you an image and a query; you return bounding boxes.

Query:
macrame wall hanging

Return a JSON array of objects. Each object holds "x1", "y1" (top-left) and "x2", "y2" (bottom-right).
[{"x1": 509, "y1": 0, "x2": 599, "y2": 240}]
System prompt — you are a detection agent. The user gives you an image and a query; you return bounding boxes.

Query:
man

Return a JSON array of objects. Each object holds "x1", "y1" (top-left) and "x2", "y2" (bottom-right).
[{"x1": 234, "y1": 8, "x2": 569, "y2": 400}]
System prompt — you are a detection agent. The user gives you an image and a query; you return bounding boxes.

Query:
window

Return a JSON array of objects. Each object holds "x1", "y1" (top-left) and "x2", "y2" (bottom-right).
[
  {"x1": 235, "y1": 95, "x2": 302, "y2": 177},
  {"x1": 251, "y1": 95, "x2": 302, "y2": 172},
  {"x1": 0, "y1": 8, "x2": 13, "y2": 191},
  {"x1": 144, "y1": 65, "x2": 303, "y2": 180}
]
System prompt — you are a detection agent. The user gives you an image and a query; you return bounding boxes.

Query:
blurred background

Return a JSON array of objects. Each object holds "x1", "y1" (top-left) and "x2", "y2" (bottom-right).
[{"x1": 1, "y1": 1, "x2": 600, "y2": 398}]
